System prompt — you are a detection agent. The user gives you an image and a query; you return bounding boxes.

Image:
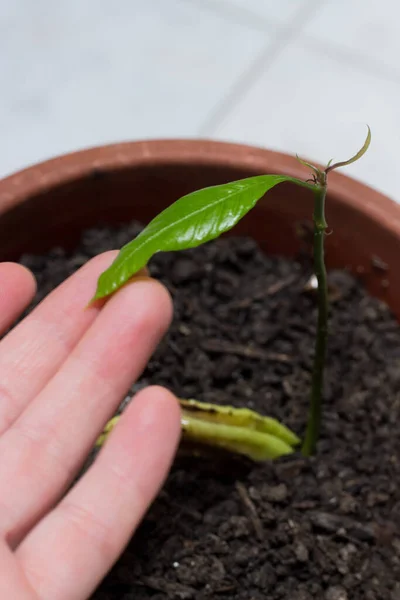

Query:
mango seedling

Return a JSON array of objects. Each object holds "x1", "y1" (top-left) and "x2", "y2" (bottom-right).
[
  {"x1": 93, "y1": 129, "x2": 371, "y2": 460},
  {"x1": 96, "y1": 399, "x2": 300, "y2": 461}
]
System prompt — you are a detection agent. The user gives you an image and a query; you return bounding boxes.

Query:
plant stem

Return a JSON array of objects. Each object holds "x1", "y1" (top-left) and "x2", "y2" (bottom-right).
[{"x1": 302, "y1": 178, "x2": 328, "y2": 456}]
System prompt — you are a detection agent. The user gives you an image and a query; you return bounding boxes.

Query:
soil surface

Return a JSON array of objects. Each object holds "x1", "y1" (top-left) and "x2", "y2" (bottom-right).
[{"x1": 19, "y1": 222, "x2": 400, "y2": 600}]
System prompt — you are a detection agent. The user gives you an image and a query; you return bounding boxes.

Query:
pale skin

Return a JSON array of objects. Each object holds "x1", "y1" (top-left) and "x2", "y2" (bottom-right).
[{"x1": 0, "y1": 252, "x2": 181, "y2": 600}]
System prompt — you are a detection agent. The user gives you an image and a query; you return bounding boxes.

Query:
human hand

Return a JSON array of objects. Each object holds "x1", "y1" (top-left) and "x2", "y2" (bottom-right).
[{"x1": 0, "y1": 253, "x2": 181, "y2": 599}]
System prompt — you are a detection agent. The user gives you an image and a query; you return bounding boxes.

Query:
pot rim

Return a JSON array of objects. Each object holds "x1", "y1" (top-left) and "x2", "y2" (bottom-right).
[{"x1": 0, "y1": 139, "x2": 399, "y2": 233}]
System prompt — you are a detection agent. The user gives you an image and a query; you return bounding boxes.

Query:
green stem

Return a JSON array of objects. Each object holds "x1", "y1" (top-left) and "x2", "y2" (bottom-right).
[{"x1": 302, "y1": 178, "x2": 328, "y2": 456}]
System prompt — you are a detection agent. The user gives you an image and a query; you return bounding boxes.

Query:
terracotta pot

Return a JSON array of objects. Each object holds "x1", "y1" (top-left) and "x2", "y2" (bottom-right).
[{"x1": 0, "y1": 140, "x2": 399, "y2": 316}]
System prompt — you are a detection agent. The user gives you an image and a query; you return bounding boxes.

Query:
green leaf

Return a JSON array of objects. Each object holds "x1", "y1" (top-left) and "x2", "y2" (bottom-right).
[{"x1": 92, "y1": 174, "x2": 312, "y2": 301}]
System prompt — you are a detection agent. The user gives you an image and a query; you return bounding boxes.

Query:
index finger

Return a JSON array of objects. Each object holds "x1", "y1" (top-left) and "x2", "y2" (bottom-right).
[
  {"x1": 0, "y1": 263, "x2": 36, "y2": 333},
  {"x1": 0, "y1": 252, "x2": 116, "y2": 434}
]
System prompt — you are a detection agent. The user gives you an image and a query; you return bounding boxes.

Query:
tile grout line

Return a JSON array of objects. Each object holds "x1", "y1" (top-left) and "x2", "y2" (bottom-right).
[
  {"x1": 198, "y1": 0, "x2": 323, "y2": 136},
  {"x1": 182, "y1": 0, "x2": 277, "y2": 34},
  {"x1": 299, "y1": 34, "x2": 400, "y2": 86}
]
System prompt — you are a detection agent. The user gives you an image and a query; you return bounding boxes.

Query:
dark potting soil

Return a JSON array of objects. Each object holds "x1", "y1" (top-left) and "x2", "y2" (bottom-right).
[{"x1": 19, "y1": 222, "x2": 400, "y2": 600}]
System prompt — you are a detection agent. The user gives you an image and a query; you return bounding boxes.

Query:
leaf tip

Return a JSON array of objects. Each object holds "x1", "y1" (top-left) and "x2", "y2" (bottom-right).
[
  {"x1": 86, "y1": 289, "x2": 106, "y2": 307},
  {"x1": 325, "y1": 125, "x2": 371, "y2": 174}
]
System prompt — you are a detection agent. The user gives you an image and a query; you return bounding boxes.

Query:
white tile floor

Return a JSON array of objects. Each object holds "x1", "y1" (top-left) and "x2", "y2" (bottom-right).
[{"x1": 1, "y1": 0, "x2": 400, "y2": 200}]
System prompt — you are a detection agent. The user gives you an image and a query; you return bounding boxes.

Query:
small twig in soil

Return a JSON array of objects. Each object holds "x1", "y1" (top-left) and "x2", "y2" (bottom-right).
[
  {"x1": 214, "y1": 584, "x2": 238, "y2": 594},
  {"x1": 139, "y1": 577, "x2": 196, "y2": 597},
  {"x1": 235, "y1": 481, "x2": 264, "y2": 540},
  {"x1": 200, "y1": 338, "x2": 291, "y2": 363},
  {"x1": 308, "y1": 511, "x2": 397, "y2": 545},
  {"x1": 266, "y1": 274, "x2": 298, "y2": 296},
  {"x1": 227, "y1": 275, "x2": 297, "y2": 310},
  {"x1": 168, "y1": 338, "x2": 184, "y2": 357},
  {"x1": 168, "y1": 499, "x2": 203, "y2": 522}
]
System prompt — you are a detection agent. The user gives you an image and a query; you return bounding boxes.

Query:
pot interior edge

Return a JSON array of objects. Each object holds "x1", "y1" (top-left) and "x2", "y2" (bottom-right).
[{"x1": 0, "y1": 162, "x2": 399, "y2": 319}]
